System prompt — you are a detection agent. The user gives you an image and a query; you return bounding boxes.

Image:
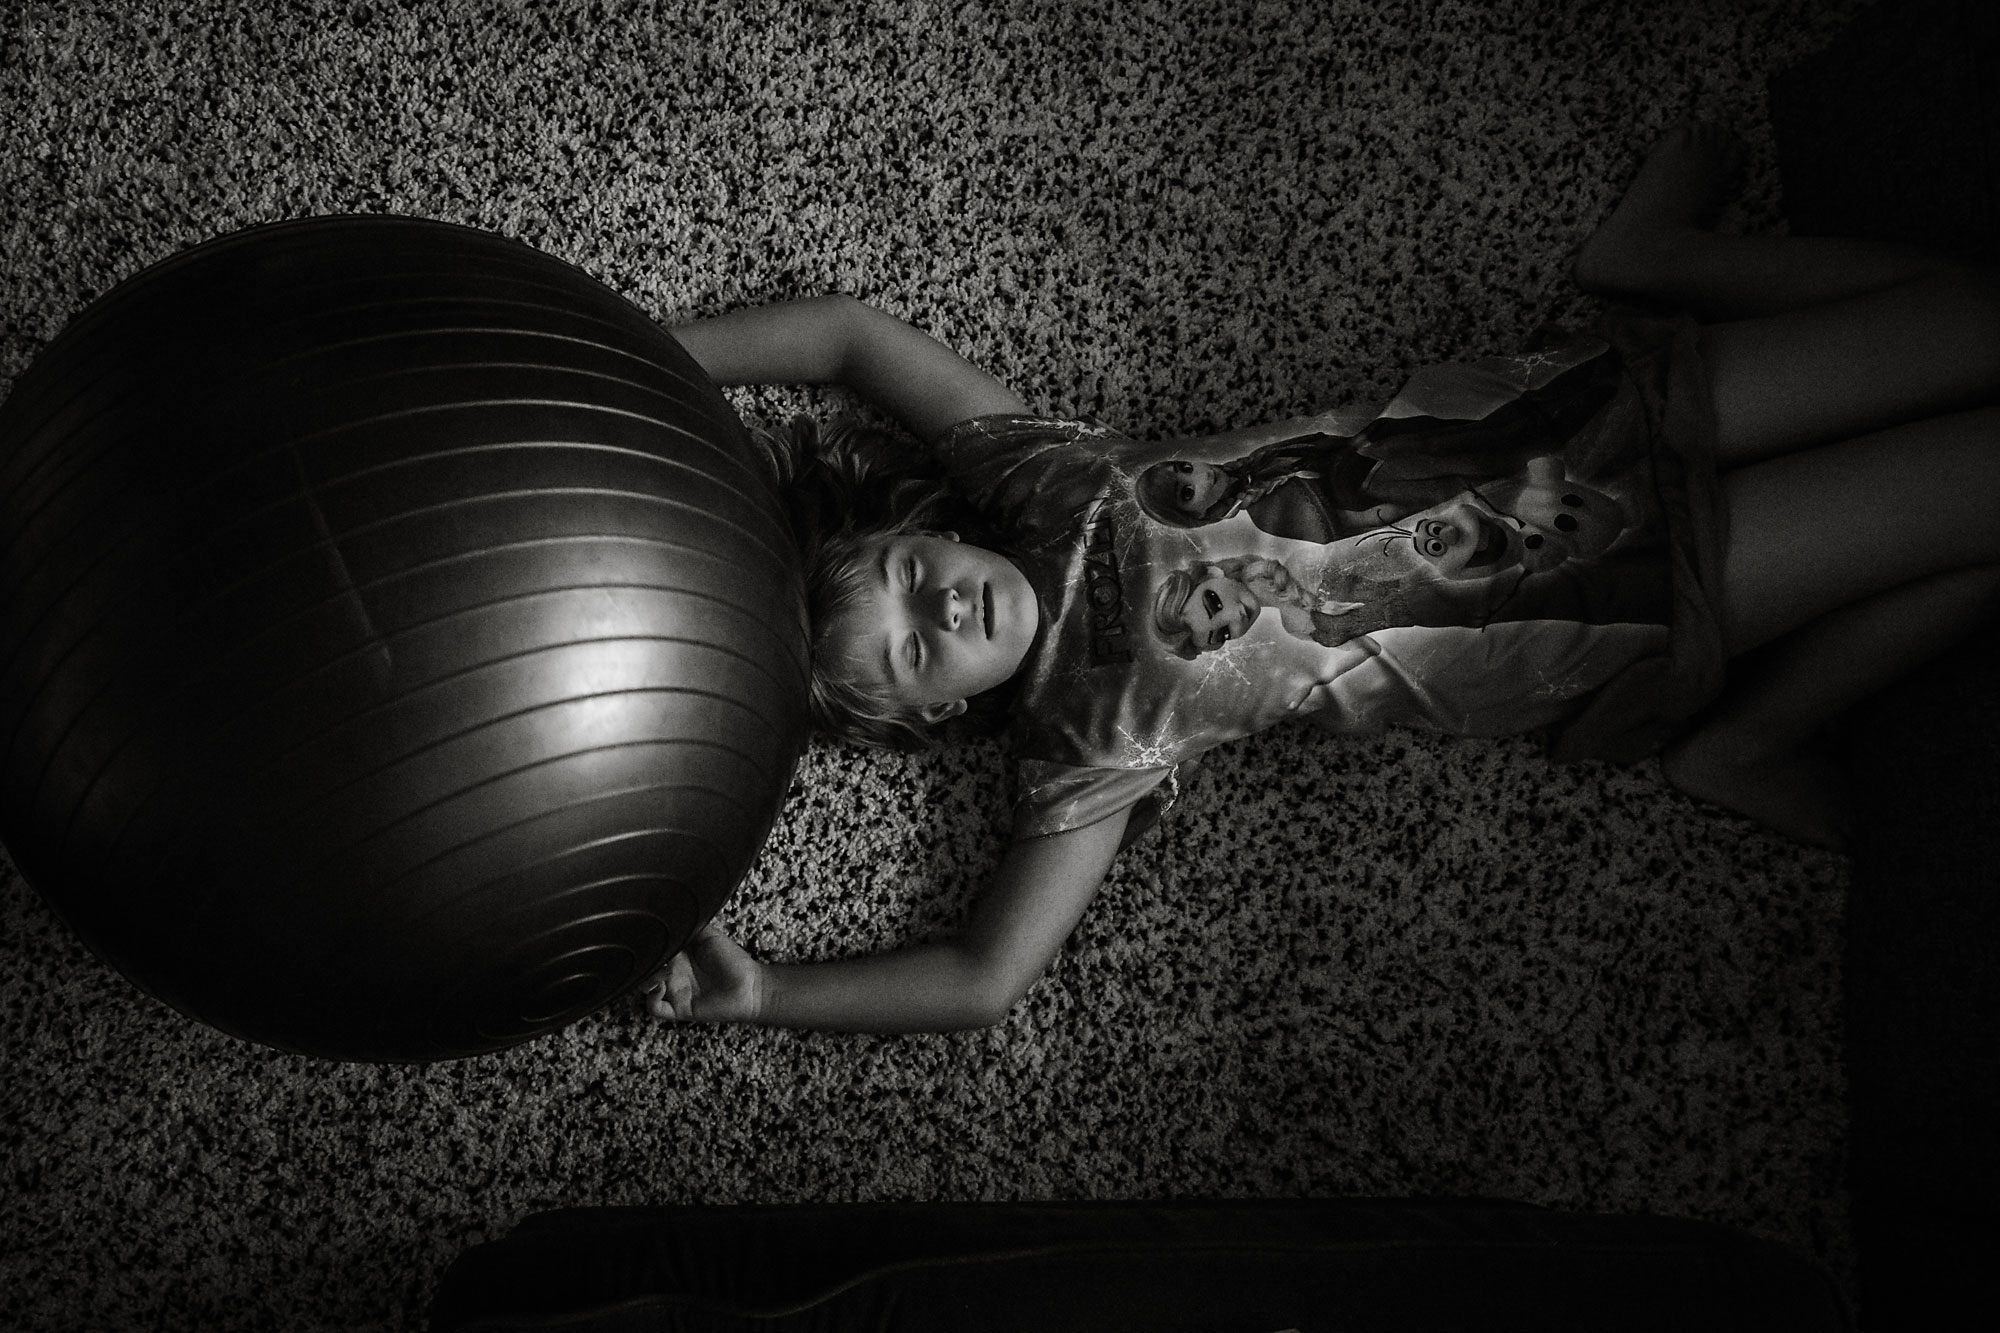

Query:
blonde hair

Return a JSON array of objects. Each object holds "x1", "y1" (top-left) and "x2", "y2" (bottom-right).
[{"x1": 753, "y1": 417, "x2": 999, "y2": 752}]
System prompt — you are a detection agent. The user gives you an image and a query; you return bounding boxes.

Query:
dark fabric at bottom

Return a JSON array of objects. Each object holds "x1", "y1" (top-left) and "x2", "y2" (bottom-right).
[
  {"x1": 1844, "y1": 619, "x2": 2000, "y2": 1332},
  {"x1": 1769, "y1": 4, "x2": 2000, "y2": 1329},
  {"x1": 429, "y1": 1198, "x2": 1847, "y2": 1333}
]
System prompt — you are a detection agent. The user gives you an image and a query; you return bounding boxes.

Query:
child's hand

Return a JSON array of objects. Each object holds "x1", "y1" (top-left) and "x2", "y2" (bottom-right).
[{"x1": 642, "y1": 923, "x2": 764, "y2": 1024}]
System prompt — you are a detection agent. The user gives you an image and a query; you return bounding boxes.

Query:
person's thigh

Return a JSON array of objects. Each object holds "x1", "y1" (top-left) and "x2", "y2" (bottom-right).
[
  {"x1": 1699, "y1": 266, "x2": 2000, "y2": 465},
  {"x1": 1716, "y1": 404, "x2": 2000, "y2": 653}
]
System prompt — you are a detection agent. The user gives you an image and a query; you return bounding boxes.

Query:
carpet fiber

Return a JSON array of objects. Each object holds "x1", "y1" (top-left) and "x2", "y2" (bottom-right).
[{"x1": 2, "y1": 2, "x2": 1870, "y2": 1328}]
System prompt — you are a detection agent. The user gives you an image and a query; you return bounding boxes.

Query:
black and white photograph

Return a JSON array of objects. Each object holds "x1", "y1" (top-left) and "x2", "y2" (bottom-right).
[{"x1": 2, "y1": 1, "x2": 1993, "y2": 1328}]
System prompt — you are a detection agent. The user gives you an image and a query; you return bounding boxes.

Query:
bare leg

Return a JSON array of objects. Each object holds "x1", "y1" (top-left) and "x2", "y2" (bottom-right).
[
  {"x1": 1715, "y1": 401, "x2": 2000, "y2": 653},
  {"x1": 1664, "y1": 565, "x2": 2000, "y2": 847},
  {"x1": 1578, "y1": 123, "x2": 2000, "y2": 462},
  {"x1": 1570, "y1": 125, "x2": 2000, "y2": 846},
  {"x1": 1617, "y1": 137, "x2": 2000, "y2": 843},
  {"x1": 1663, "y1": 400, "x2": 2000, "y2": 846},
  {"x1": 1572, "y1": 123, "x2": 2000, "y2": 845},
  {"x1": 1574, "y1": 123, "x2": 1951, "y2": 321},
  {"x1": 1700, "y1": 269, "x2": 2000, "y2": 464}
]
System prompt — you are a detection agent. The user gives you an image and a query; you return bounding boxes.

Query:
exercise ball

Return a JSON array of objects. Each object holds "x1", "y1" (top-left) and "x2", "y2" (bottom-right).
[{"x1": 0, "y1": 217, "x2": 808, "y2": 1061}]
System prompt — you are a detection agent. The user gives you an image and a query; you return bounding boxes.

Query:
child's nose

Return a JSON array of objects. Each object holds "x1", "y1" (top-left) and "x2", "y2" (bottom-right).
[{"x1": 934, "y1": 586, "x2": 962, "y2": 630}]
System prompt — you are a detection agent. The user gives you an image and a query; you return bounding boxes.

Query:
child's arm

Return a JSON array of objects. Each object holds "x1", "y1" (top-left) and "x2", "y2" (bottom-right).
[
  {"x1": 670, "y1": 294, "x2": 1029, "y2": 442},
  {"x1": 648, "y1": 812, "x2": 1130, "y2": 1032}
]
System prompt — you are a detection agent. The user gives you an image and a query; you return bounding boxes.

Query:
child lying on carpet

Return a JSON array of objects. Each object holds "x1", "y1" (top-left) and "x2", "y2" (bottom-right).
[{"x1": 647, "y1": 124, "x2": 2000, "y2": 1033}]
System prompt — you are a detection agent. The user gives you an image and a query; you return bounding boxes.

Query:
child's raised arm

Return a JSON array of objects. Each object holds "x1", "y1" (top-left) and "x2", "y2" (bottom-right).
[
  {"x1": 648, "y1": 810, "x2": 1129, "y2": 1032},
  {"x1": 653, "y1": 296, "x2": 1125, "y2": 1033},
  {"x1": 669, "y1": 294, "x2": 1028, "y2": 442}
]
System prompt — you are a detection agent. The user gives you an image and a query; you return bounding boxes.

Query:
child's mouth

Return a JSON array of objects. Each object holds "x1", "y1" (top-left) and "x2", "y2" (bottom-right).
[{"x1": 981, "y1": 584, "x2": 993, "y2": 638}]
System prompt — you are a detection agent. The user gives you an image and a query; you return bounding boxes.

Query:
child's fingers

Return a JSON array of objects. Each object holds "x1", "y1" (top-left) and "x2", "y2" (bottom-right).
[
  {"x1": 642, "y1": 957, "x2": 690, "y2": 1022},
  {"x1": 643, "y1": 974, "x2": 675, "y2": 1021},
  {"x1": 666, "y1": 955, "x2": 698, "y2": 1018},
  {"x1": 643, "y1": 925, "x2": 730, "y2": 1022},
  {"x1": 643, "y1": 953, "x2": 704, "y2": 1022}
]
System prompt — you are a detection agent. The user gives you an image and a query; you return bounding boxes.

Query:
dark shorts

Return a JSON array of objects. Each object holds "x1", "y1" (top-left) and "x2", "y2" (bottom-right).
[{"x1": 1543, "y1": 306, "x2": 1727, "y2": 763}]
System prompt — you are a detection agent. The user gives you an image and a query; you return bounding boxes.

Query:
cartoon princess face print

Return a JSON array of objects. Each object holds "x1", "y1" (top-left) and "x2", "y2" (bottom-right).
[
  {"x1": 1137, "y1": 459, "x2": 1236, "y2": 527},
  {"x1": 1151, "y1": 563, "x2": 1262, "y2": 657},
  {"x1": 1184, "y1": 571, "x2": 1259, "y2": 649}
]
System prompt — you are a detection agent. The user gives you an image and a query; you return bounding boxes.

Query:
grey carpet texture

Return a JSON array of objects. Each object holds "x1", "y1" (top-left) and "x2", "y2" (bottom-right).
[{"x1": 2, "y1": 1, "x2": 1871, "y2": 1329}]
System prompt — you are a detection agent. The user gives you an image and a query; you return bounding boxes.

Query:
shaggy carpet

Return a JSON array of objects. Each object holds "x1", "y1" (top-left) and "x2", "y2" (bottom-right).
[{"x1": 2, "y1": 1, "x2": 1872, "y2": 1328}]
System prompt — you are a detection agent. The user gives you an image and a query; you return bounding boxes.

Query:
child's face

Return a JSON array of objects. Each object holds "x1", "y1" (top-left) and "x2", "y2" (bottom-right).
[
  {"x1": 1160, "y1": 460, "x2": 1231, "y2": 520},
  {"x1": 831, "y1": 533, "x2": 1039, "y2": 722},
  {"x1": 1181, "y1": 572, "x2": 1259, "y2": 651}
]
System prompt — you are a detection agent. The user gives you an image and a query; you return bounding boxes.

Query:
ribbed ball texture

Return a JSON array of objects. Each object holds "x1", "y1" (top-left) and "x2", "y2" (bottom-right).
[{"x1": 0, "y1": 217, "x2": 808, "y2": 1061}]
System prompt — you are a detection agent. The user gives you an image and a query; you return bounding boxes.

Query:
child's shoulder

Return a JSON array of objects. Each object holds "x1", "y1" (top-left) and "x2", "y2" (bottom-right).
[{"x1": 938, "y1": 413, "x2": 1132, "y2": 532}]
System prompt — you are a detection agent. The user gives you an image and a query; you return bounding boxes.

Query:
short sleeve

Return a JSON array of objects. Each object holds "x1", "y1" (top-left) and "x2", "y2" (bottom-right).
[
  {"x1": 1013, "y1": 757, "x2": 1178, "y2": 841},
  {"x1": 934, "y1": 414, "x2": 1124, "y2": 541}
]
